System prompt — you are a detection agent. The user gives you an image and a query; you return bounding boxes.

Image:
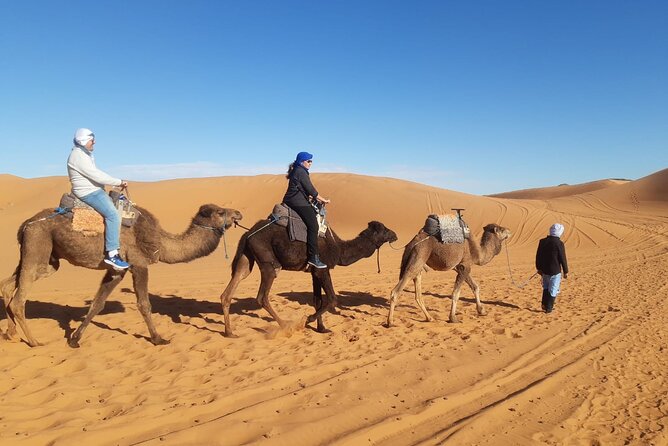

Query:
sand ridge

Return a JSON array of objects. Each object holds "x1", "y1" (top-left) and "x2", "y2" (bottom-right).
[{"x1": 0, "y1": 169, "x2": 666, "y2": 445}]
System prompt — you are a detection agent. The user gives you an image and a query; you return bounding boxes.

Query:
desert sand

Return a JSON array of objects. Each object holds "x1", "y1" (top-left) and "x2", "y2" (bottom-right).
[{"x1": 0, "y1": 168, "x2": 666, "y2": 445}]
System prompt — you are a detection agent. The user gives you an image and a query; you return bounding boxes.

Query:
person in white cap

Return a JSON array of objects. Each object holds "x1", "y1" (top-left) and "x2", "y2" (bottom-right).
[
  {"x1": 535, "y1": 223, "x2": 569, "y2": 313},
  {"x1": 67, "y1": 128, "x2": 130, "y2": 270}
]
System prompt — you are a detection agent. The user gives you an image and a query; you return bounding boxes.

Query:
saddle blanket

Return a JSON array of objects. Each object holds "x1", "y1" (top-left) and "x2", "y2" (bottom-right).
[
  {"x1": 423, "y1": 214, "x2": 470, "y2": 244},
  {"x1": 270, "y1": 203, "x2": 327, "y2": 243},
  {"x1": 59, "y1": 191, "x2": 139, "y2": 236}
]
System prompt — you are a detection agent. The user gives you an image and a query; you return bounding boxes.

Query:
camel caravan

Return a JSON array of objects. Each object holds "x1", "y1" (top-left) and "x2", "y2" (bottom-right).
[
  {"x1": 0, "y1": 134, "x2": 513, "y2": 347},
  {"x1": 0, "y1": 194, "x2": 512, "y2": 348}
]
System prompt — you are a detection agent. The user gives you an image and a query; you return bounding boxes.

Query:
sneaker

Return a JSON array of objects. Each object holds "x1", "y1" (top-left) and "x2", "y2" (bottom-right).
[
  {"x1": 307, "y1": 256, "x2": 327, "y2": 269},
  {"x1": 104, "y1": 254, "x2": 130, "y2": 270}
]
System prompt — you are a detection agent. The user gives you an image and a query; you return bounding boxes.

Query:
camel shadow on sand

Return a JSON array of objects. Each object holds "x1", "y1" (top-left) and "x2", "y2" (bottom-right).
[
  {"x1": 423, "y1": 291, "x2": 521, "y2": 309},
  {"x1": 0, "y1": 288, "x2": 395, "y2": 344},
  {"x1": 276, "y1": 289, "x2": 389, "y2": 320},
  {"x1": 0, "y1": 299, "x2": 126, "y2": 342}
]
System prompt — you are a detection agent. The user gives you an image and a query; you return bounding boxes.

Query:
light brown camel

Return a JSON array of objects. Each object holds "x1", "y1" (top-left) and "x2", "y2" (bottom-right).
[
  {"x1": 220, "y1": 220, "x2": 397, "y2": 336},
  {"x1": 386, "y1": 223, "x2": 511, "y2": 326},
  {"x1": 0, "y1": 203, "x2": 242, "y2": 347}
]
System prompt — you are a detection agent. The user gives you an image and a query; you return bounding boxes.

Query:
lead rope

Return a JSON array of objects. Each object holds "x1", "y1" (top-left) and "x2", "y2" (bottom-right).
[
  {"x1": 221, "y1": 214, "x2": 228, "y2": 259},
  {"x1": 377, "y1": 248, "x2": 381, "y2": 273},
  {"x1": 504, "y1": 240, "x2": 539, "y2": 288}
]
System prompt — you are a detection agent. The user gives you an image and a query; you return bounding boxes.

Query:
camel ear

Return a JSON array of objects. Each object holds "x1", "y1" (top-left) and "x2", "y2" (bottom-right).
[
  {"x1": 368, "y1": 221, "x2": 383, "y2": 232},
  {"x1": 198, "y1": 205, "x2": 215, "y2": 218}
]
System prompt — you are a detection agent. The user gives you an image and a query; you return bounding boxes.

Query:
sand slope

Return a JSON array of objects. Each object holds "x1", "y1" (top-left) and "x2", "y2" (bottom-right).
[
  {"x1": 488, "y1": 178, "x2": 630, "y2": 200},
  {"x1": 0, "y1": 170, "x2": 666, "y2": 445}
]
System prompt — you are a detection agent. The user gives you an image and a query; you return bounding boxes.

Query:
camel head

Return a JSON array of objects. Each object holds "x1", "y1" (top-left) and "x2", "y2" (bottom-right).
[
  {"x1": 482, "y1": 223, "x2": 512, "y2": 241},
  {"x1": 194, "y1": 204, "x2": 243, "y2": 233},
  {"x1": 364, "y1": 221, "x2": 398, "y2": 248}
]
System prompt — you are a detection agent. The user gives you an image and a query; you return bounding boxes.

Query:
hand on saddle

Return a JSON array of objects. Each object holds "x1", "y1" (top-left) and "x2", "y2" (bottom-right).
[
  {"x1": 316, "y1": 196, "x2": 330, "y2": 204},
  {"x1": 120, "y1": 180, "x2": 129, "y2": 190}
]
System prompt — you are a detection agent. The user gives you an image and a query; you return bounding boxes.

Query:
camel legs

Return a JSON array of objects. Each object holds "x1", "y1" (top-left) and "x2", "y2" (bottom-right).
[
  {"x1": 387, "y1": 258, "x2": 426, "y2": 327},
  {"x1": 131, "y1": 265, "x2": 169, "y2": 346},
  {"x1": 4, "y1": 254, "x2": 60, "y2": 346},
  {"x1": 448, "y1": 265, "x2": 468, "y2": 323},
  {"x1": 413, "y1": 272, "x2": 434, "y2": 322},
  {"x1": 220, "y1": 253, "x2": 253, "y2": 337},
  {"x1": 256, "y1": 263, "x2": 285, "y2": 327},
  {"x1": 68, "y1": 269, "x2": 127, "y2": 348},
  {"x1": 307, "y1": 269, "x2": 336, "y2": 333},
  {"x1": 464, "y1": 273, "x2": 486, "y2": 316}
]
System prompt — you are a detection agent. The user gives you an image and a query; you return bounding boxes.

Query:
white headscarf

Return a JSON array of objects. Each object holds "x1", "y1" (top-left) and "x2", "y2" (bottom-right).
[
  {"x1": 549, "y1": 223, "x2": 565, "y2": 238},
  {"x1": 74, "y1": 128, "x2": 95, "y2": 147}
]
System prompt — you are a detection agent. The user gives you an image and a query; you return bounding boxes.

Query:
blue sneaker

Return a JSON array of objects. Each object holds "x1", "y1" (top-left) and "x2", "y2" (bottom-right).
[
  {"x1": 104, "y1": 254, "x2": 130, "y2": 270},
  {"x1": 307, "y1": 256, "x2": 327, "y2": 269}
]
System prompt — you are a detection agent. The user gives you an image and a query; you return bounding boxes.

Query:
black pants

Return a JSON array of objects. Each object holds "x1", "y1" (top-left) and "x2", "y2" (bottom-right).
[{"x1": 286, "y1": 204, "x2": 319, "y2": 259}]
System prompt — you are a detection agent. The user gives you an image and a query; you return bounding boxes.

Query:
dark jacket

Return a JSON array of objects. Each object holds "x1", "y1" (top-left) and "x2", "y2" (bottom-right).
[
  {"x1": 283, "y1": 164, "x2": 318, "y2": 207},
  {"x1": 535, "y1": 236, "x2": 568, "y2": 276}
]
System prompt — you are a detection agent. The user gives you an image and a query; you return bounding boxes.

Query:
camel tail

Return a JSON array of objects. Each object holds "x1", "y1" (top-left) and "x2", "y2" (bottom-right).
[
  {"x1": 0, "y1": 266, "x2": 20, "y2": 301},
  {"x1": 399, "y1": 241, "x2": 422, "y2": 279},
  {"x1": 231, "y1": 232, "x2": 255, "y2": 273}
]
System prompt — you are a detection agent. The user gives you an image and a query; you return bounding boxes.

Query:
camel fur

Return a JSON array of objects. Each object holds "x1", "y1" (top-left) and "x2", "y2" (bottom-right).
[
  {"x1": 387, "y1": 223, "x2": 511, "y2": 326},
  {"x1": 1, "y1": 204, "x2": 243, "y2": 347},
  {"x1": 220, "y1": 220, "x2": 397, "y2": 336}
]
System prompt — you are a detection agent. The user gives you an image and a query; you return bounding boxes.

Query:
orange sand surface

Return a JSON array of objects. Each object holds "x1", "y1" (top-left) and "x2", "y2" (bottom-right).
[{"x1": 0, "y1": 169, "x2": 666, "y2": 445}]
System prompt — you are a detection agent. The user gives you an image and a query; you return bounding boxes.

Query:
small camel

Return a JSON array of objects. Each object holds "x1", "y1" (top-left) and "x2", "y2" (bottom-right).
[
  {"x1": 0, "y1": 203, "x2": 242, "y2": 347},
  {"x1": 220, "y1": 220, "x2": 397, "y2": 336},
  {"x1": 387, "y1": 223, "x2": 511, "y2": 326}
]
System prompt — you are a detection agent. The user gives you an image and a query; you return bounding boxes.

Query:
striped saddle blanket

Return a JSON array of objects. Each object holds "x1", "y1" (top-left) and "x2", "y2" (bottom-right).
[{"x1": 423, "y1": 214, "x2": 470, "y2": 244}]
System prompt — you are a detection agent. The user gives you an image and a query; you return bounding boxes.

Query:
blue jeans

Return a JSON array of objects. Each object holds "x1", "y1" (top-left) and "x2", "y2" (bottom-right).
[
  {"x1": 542, "y1": 273, "x2": 562, "y2": 297},
  {"x1": 79, "y1": 189, "x2": 121, "y2": 252}
]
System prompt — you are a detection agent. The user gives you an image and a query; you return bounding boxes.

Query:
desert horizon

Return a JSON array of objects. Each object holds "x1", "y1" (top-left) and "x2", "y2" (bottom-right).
[{"x1": 0, "y1": 168, "x2": 666, "y2": 445}]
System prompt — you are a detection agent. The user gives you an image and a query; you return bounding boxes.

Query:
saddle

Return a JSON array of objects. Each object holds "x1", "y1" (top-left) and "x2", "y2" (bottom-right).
[
  {"x1": 270, "y1": 203, "x2": 328, "y2": 243},
  {"x1": 423, "y1": 214, "x2": 470, "y2": 244},
  {"x1": 59, "y1": 190, "x2": 139, "y2": 236}
]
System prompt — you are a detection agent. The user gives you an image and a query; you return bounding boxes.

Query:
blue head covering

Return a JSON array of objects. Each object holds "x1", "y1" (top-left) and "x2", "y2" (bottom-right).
[{"x1": 295, "y1": 151, "x2": 313, "y2": 165}]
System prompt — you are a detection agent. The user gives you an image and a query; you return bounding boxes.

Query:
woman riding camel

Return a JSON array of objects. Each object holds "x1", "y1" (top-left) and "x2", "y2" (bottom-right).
[
  {"x1": 67, "y1": 128, "x2": 130, "y2": 270},
  {"x1": 282, "y1": 151, "x2": 330, "y2": 269}
]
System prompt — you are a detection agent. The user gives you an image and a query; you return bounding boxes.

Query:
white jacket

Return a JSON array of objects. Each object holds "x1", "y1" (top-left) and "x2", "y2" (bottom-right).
[{"x1": 67, "y1": 146, "x2": 122, "y2": 198}]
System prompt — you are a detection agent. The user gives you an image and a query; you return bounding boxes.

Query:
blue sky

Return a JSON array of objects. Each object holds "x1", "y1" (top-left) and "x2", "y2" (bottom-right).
[{"x1": 1, "y1": 0, "x2": 666, "y2": 195}]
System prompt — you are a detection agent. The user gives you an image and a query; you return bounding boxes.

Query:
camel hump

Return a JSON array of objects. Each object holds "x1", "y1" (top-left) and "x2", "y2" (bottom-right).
[{"x1": 423, "y1": 214, "x2": 470, "y2": 244}]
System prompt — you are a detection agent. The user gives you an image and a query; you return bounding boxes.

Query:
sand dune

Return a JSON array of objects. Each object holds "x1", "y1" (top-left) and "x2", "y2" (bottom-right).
[
  {"x1": 488, "y1": 178, "x2": 630, "y2": 200},
  {"x1": 0, "y1": 170, "x2": 666, "y2": 445}
]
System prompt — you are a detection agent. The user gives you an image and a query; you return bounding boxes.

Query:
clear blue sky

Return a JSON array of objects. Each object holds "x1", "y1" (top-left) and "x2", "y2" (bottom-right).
[{"x1": 1, "y1": 0, "x2": 666, "y2": 194}]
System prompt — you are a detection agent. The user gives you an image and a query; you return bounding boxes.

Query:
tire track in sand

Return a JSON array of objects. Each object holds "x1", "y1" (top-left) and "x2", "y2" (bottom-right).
[{"x1": 331, "y1": 310, "x2": 635, "y2": 446}]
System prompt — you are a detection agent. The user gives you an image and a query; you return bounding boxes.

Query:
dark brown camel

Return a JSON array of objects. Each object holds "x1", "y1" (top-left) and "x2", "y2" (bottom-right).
[
  {"x1": 387, "y1": 223, "x2": 511, "y2": 326},
  {"x1": 220, "y1": 220, "x2": 397, "y2": 336},
  {"x1": 0, "y1": 204, "x2": 243, "y2": 347}
]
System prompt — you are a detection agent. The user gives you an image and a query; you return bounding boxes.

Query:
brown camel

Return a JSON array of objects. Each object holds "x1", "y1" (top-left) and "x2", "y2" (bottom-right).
[
  {"x1": 220, "y1": 220, "x2": 398, "y2": 336},
  {"x1": 386, "y1": 223, "x2": 511, "y2": 326},
  {"x1": 0, "y1": 203, "x2": 243, "y2": 347}
]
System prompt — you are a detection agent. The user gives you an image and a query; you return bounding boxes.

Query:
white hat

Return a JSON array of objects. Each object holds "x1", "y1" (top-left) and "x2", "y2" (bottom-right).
[
  {"x1": 74, "y1": 128, "x2": 95, "y2": 147},
  {"x1": 549, "y1": 223, "x2": 565, "y2": 238}
]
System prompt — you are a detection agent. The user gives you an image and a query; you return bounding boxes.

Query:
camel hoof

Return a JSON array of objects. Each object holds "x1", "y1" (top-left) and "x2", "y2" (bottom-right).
[
  {"x1": 383, "y1": 321, "x2": 393, "y2": 328},
  {"x1": 152, "y1": 337, "x2": 170, "y2": 346},
  {"x1": 316, "y1": 326, "x2": 332, "y2": 334},
  {"x1": 225, "y1": 332, "x2": 239, "y2": 339},
  {"x1": 448, "y1": 318, "x2": 462, "y2": 324},
  {"x1": 68, "y1": 339, "x2": 81, "y2": 349},
  {"x1": 306, "y1": 315, "x2": 317, "y2": 324}
]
